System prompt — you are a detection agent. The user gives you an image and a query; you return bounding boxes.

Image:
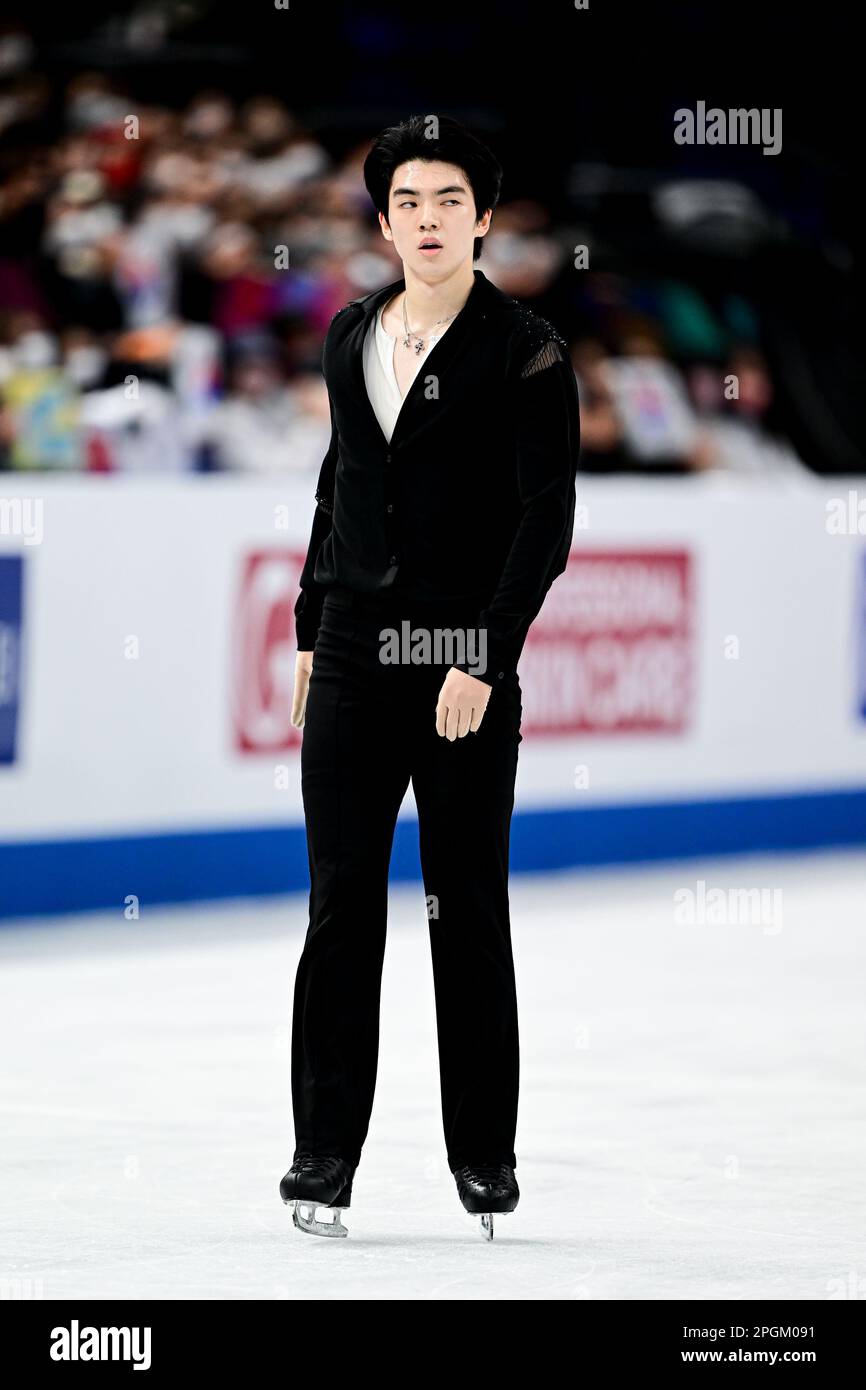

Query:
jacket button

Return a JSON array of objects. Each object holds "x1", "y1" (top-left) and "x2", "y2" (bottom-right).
[
  {"x1": 385, "y1": 453, "x2": 392, "y2": 463},
  {"x1": 497, "y1": 671, "x2": 504, "y2": 679},
  {"x1": 386, "y1": 504, "x2": 393, "y2": 513}
]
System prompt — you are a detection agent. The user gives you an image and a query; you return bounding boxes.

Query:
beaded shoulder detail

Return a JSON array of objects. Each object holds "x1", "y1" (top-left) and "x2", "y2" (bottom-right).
[
  {"x1": 328, "y1": 301, "x2": 359, "y2": 326},
  {"x1": 314, "y1": 490, "x2": 333, "y2": 516},
  {"x1": 507, "y1": 302, "x2": 568, "y2": 379}
]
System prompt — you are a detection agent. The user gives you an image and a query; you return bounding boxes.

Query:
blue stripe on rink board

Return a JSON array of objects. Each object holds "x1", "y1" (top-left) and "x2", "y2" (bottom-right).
[{"x1": 2, "y1": 787, "x2": 866, "y2": 920}]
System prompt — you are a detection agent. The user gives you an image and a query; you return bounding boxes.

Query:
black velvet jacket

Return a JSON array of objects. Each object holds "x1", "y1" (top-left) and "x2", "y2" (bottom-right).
[{"x1": 294, "y1": 267, "x2": 580, "y2": 685}]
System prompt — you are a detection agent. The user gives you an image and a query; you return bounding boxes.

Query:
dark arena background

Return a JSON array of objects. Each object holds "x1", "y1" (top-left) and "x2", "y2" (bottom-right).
[{"x1": 1, "y1": 0, "x2": 864, "y2": 1327}]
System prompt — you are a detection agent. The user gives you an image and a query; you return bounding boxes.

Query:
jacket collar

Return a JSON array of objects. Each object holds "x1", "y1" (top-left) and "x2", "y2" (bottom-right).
[
  {"x1": 349, "y1": 265, "x2": 495, "y2": 322},
  {"x1": 342, "y1": 268, "x2": 496, "y2": 452}
]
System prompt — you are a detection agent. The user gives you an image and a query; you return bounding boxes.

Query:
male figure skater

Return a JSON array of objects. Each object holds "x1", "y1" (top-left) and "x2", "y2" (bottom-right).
[{"x1": 280, "y1": 114, "x2": 580, "y2": 1238}]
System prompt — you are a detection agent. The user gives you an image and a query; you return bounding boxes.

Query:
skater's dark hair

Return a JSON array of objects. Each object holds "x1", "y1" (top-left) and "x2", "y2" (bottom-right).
[{"x1": 362, "y1": 114, "x2": 503, "y2": 262}]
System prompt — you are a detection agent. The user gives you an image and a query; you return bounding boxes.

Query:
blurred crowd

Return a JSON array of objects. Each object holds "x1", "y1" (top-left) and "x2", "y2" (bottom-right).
[{"x1": 0, "y1": 63, "x2": 809, "y2": 479}]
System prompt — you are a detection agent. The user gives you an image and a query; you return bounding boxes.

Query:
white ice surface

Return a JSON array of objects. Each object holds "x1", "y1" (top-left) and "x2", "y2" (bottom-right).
[{"x1": 1, "y1": 851, "x2": 865, "y2": 1301}]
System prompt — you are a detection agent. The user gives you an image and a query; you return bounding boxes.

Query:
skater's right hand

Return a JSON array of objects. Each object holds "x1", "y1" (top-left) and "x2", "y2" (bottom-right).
[{"x1": 292, "y1": 650, "x2": 314, "y2": 728}]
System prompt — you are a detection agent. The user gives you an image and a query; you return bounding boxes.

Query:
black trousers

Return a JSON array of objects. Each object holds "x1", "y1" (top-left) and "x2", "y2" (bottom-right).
[{"x1": 291, "y1": 585, "x2": 523, "y2": 1174}]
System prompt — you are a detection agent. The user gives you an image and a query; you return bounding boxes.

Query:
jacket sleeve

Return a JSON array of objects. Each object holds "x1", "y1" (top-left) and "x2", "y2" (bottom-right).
[
  {"x1": 294, "y1": 389, "x2": 339, "y2": 652},
  {"x1": 452, "y1": 332, "x2": 580, "y2": 686}
]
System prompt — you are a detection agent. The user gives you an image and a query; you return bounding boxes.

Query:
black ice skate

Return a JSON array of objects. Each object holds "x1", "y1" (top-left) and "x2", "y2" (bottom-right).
[
  {"x1": 453, "y1": 1163, "x2": 520, "y2": 1240},
  {"x1": 279, "y1": 1153, "x2": 355, "y2": 1237}
]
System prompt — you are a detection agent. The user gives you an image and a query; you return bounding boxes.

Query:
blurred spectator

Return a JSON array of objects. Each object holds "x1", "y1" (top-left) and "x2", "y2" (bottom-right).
[
  {"x1": 571, "y1": 330, "x2": 703, "y2": 476},
  {"x1": 202, "y1": 336, "x2": 330, "y2": 473},
  {"x1": 570, "y1": 339, "x2": 628, "y2": 474},
  {"x1": 688, "y1": 345, "x2": 808, "y2": 480},
  {"x1": 0, "y1": 27, "x2": 833, "y2": 477},
  {"x1": 0, "y1": 323, "x2": 80, "y2": 469},
  {"x1": 75, "y1": 323, "x2": 220, "y2": 472},
  {"x1": 597, "y1": 323, "x2": 715, "y2": 473}
]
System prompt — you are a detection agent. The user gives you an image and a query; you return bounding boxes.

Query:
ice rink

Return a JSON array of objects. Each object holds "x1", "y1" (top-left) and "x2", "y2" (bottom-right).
[{"x1": 2, "y1": 850, "x2": 865, "y2": 1301}]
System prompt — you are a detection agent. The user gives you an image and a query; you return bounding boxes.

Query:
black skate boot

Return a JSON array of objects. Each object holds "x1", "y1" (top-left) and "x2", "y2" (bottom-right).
[
  {"x1": 279, "y1": 1152, "x2": 355, "y2": 1238},
  {"x1": 453, "y1": 1163, "x2": 519, "y2": 1240}
]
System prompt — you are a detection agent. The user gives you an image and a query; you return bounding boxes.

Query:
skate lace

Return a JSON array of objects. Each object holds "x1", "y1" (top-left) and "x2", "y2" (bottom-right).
[
  {"x1": 466, "y1": 1163, "x2": 511, "y2": 1182},
  {"x1": 293, "y1": 1151, "x2": 344, "y2": 1176}
]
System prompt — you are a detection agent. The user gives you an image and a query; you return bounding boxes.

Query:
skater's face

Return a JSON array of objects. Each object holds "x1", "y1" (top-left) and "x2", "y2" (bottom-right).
[{"x1": 379, "y1": 159, "x2": 491, "y2": 277}]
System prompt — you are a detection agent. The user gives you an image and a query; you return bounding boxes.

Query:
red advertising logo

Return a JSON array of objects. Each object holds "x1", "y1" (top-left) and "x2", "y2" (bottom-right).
[
  {"x1": 232, "y1": 550, "x2": 304, "y2": 753},
  {"x1": 521, "y1": 550, "x2": 694, "y2": 735}
]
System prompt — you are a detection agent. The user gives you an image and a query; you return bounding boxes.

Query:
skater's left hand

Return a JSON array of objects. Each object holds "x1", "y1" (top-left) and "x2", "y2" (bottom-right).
[{"x1": 436, "y1": 669, "x2": 492, "y2": 741}]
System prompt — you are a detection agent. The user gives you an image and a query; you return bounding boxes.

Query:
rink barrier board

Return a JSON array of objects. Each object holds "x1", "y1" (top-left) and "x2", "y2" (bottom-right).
[
  {"x1": 3, "y1": 474, "x2": 866, "y2": 840},
  {"x1": 2, "y1": 785, "x2": 866, "y2": 920}
]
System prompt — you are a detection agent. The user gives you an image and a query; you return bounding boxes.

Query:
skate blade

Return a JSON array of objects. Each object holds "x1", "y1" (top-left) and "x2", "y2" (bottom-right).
[
  {"x1": 475, "y1": 1209, "x2": 516, "y2": 1239},
  {"x1": 292, "y1": 1200, "x2": 349, "y2": 1237}
]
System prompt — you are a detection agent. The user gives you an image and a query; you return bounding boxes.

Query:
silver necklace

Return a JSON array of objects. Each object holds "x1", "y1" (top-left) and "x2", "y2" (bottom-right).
[{"x1": 400, "y1": 294, "x2": 456, "y2": 355}]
